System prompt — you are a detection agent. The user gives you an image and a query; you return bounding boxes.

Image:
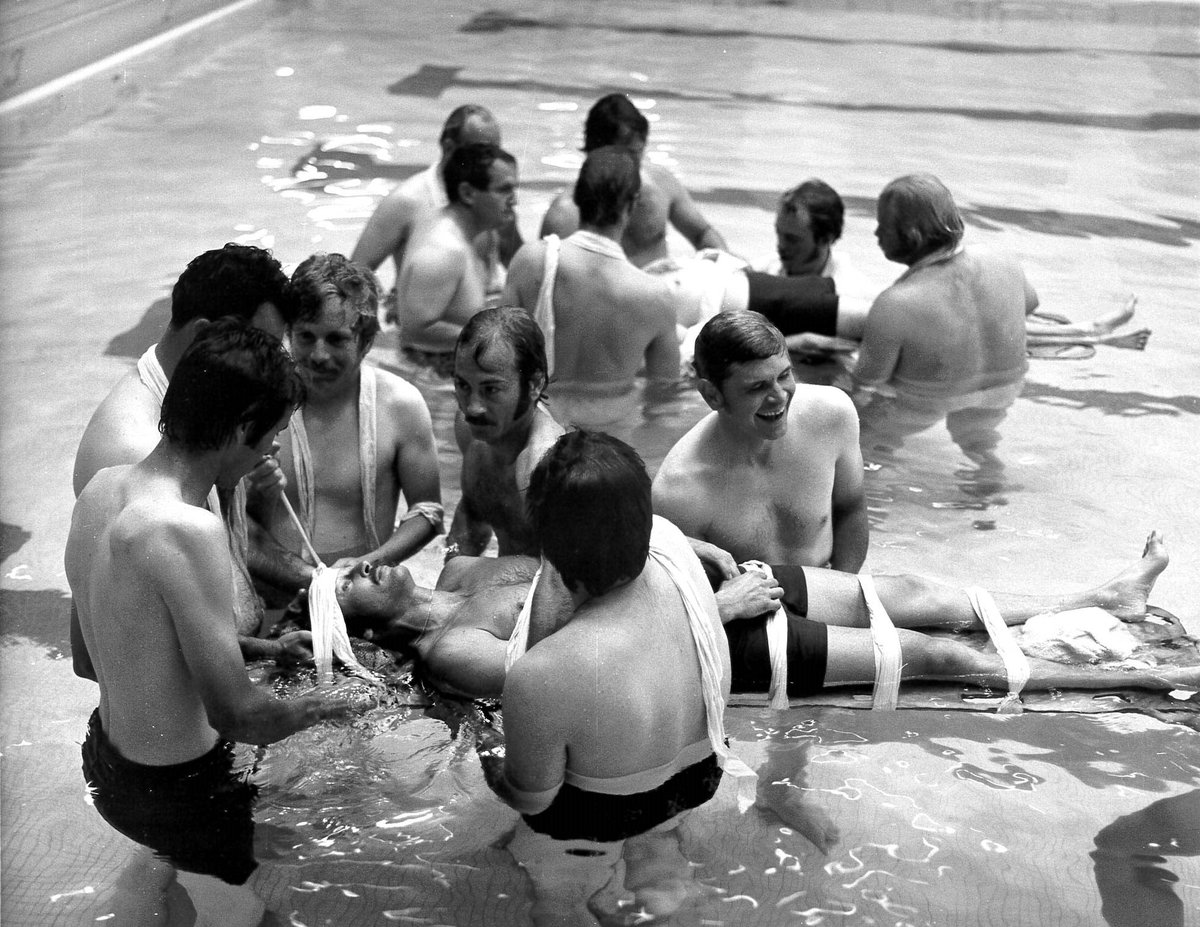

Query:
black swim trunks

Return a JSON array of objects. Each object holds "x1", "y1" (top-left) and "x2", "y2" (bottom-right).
[
  {"x1": 721, "y1": 564, "x2": 829, "y2": 696},
  {"x1": 745, "y1": 272, "x2": 839, "y2": 338},
  {"x1": 400, "y1": 345, "x2": 457, "y2": 378},
  {"x1": 523, "y1": 753, "x2": 722, "y2": 842},
  {"x1": 81, "y1": 709, "x2": 258, "y2": 885}
]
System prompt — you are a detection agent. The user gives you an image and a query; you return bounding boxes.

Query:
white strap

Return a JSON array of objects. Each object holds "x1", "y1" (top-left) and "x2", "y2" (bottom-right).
[
  {"x1": 534, "y1": 235, "x2": 560, "y2": 376},
  {"x1": 966, "y1": 586, "x2": 1029, "y2": 714},
  {"x1": 740, "y1": 561, "x2": 789, "y2": 709},
  {"x1": 504, "y1": 564, "x2": 541, "y2": 674},
  {"x1": 136, "y1": 344, "x2": 169, "y2": 404},
  {"x1": 858, "y1": 575, "x2": 902, "y2": 710}
]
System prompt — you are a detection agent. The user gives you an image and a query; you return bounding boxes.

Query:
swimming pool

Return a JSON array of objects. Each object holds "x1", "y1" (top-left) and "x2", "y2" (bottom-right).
[{"x1": 2, "y1": 0, "x2": 1198, "y2": 923}]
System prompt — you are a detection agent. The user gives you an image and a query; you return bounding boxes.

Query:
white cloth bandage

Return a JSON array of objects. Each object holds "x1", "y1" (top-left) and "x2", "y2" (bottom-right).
[
  {"x1": 739, "y1": 561, "x2": 790, "y2": 709},
  {"x1": 306, "y1": 564, "x2": 380, "y2": 687},
  {"x1": 399, "y1": 500, "x2": 445, "y2": 534},
  {"x1": 858, "y1": 575, "x2": 902, "y2": 710},
  {"x1": 966, "y1": 586, "x2": 1030, "y2": 714},
  {"x1": 290, "y1": 366, "x2": 381, "y2": 560},
  {"x1": 505, "y1": 564, "x2": 541, "y2": 674}
]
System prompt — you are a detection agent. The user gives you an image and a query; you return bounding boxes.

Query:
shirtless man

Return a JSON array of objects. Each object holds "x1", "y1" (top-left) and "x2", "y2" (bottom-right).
[
  {"x1": 350, "y1": 104, "x2": 521, "y2": 321},
  {"x1": 335, "y1": 524, "x2": 1192, "y2": 702},
  {"x1": 395, "y1": 142, "x2": 519, "y2": 372},
  {"x1": 254, "y1": 253, "x2": 442, "y2": 584},
  {"x1": 849, "y1": 173, "x2": 1033, "y2": 468},
  {"x1": 445, "y1": 306, "x2": 565, "y2": 560},
  {"x1": 540, "y1": 92, "x2": 727, "y2": 268},
  {"x1": 72, "y1": 243, "x2": 306, "y2": 673},
  {"x1": 67, "y1": 322, "x2": 350, "y2": 894},
  {"x1": 503, "y1": 146, "x2": 680, "y2": 389},
  {"x1": 654, "y1": 310, "x2": 868, "y2": 572}
]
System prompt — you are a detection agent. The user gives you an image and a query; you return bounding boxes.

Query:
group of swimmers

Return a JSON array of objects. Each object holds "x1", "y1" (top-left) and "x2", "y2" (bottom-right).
[{"x1": 66, "y1": 93, "x2": 1182, "y2": 922}]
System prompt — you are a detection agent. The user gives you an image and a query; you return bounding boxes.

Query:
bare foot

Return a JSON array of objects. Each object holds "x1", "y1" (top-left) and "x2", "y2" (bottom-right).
[
  {"x1": 1089, "y1": 294, "x2": 1138, "y2": 335},
  {"x1": 1096, "y1": 531, "x2": 1169, "y2": 621},
  {"x1": 1096, "y1": 327, "x2": 1151, "y2": 351}
]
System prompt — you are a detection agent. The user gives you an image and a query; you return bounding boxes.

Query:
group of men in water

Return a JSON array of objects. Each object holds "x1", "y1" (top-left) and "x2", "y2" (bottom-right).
[{"x1": 66, "y1": 92, "x2": 1181, "y2": 918}]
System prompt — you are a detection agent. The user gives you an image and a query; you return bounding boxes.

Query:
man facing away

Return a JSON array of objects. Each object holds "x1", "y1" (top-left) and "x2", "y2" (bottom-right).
[
  {"x1": 67, "y1": 322, "x2": 351, "y2": 891},
  {"x1": 71, "y1": 243, "x2": 307, "y2": 671},
  {"x1": 849, "y1": 173, "x2": 1034, "y2": 470},
  {"x1": 540, "y1": 92, "x2": 728, "y2": 268},
  {"x1": 653, "y1": 310, "x2": 868, "y2": 573},
  {"x1": 253, "y1": 253, "x2": 442, "y2": 586},
  {"x1": 445, "y1": 306, "x2": 565, "y2": 560},
  {"x1": 350, "y1": 104, "x2": 522, "y2": 321},
  {"x1": 395, "y1": 142, "x2": 520, "y2": 373},
  {"x1": 504, "y1": 145, "x2": 681, "y2": 393}
]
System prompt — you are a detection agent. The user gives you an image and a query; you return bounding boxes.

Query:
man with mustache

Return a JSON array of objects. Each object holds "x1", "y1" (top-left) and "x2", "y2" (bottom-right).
[{"x1": 251, "y1": 253, "x2": 443, "y2": 592}]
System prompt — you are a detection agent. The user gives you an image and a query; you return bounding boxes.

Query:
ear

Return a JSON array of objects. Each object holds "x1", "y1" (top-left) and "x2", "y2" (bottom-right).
[
  {"x1": 185, "y1": 316, "x2": 212, "y2": 343},
  {"x1": 696, "y1": 378, "x2": 724, "y2": 411},
  {"x1": 529, "y1": 370, "x2": 547, "y2": 400},
  {"x1": 458, "y1": 180, "x2": 477, "y2": 206},
  {"x1": 233, "y1": 421, "x2": 252, "y2": 447}
]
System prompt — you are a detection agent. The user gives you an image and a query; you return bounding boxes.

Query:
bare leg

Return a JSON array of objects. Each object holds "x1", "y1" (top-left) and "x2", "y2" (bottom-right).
[
  {"x1": 804, "y1": 531, "x2": 1168, "y2": 631},
  {"x1": 1026, "y1": 295, "x2": 1138, "y2": 339},
  {"x1": 823, "y1": 625, "x2": 1199, "y2": 692}
]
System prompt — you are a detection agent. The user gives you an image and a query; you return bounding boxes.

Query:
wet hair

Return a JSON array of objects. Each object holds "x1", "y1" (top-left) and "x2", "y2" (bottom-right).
[
  {"x1": 289, "y1": 253, "x2": 381, "y2": 351},
  {"x1": 693, "y1": 310, "x2": 788, "y2": 386},
  {"x1": 456, "y1": 305, "x2": 548, "y2": 388},
  {"x1": 779, "y1": 179, "x2": 844, "y2": 245},
  {"x1": 527, "y1": 430, "x2": 652, "y2": 597},
  {"x1": 878, "y1": 173, "x2": 965, "y2": 261},
  {"x1": 443, "y1": 143, "x2": 516, "y2": 204},
  {"x1": 573, "y1": 146, "x2": 641, "y2": 228},
  {"x1": 583, "y1": 93, "x2": 649, "y2": 153},
  {"x1": 160, "y1": 319, "x2": 305, "y2": 452},
  {"x1": 170, "y1": 243, "x2": 293, "y2": 328},
  {"x1": 439, "y1": 104, "x2": 497, "y2": 149}
]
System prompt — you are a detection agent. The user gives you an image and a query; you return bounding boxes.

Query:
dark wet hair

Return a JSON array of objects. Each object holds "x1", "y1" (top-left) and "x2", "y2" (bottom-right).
[
  {"x1": 527, "y1": 431, "x2": 652, "y2": 597},
  {"x1": 170, "y1": 243, "x2": 293, "y2": 328},
  {"x1": 160, "y1": 319, "x2": 305, "y2": 452},
  {"x1": 878, "y1": 173, "x2": 964, "y2": 261},
  {"x1": 583, "y1": 93, "x2": 649, "y2": 153},
  {"x1": 439, "y1": 104, "x2": 497, "y2": 149},
  {"x1": 693, "y1": 310, "x2": 788, "y2": 386},
  {"x1": 456, "y1": 305, "x2": 547, "y2": 387},
  {"x1": 289, "y1": 253, "x2": 381, "y2": 351},
  {"x1": 574, "y1": 146, "x2": 641, "y2": 228},
  {"x1": 779, "y1": 179, "x2": 844, "y2": 245},
  {"x1": 443, "y1": 143, "x2": 516, "y2": 204}
]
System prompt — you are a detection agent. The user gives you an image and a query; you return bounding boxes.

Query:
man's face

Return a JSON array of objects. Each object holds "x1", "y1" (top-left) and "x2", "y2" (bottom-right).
[
  {"x1": 290, "y1": 298, "x2": 365, "y2": 398},
  {"x1": 874, "y1": 197, "x2": 907, "y2": 263},
  {"x1": 453, "y1": 340, "x2": 537, "y2": 443},
  {"x1": 470, "y1": 160, "x2": 518, "y2": 231},
  {"x1": 336, "y1": 561, "x2": 413, "y2": 624},
  {"x1": 713, "y1": 351, "x2": 796, "y2": 441},
  {"x1": 775, "y1": 205, "x2": 821, "y2": 276},
  {"x1": 250, "y1": 301, "x2": 287, "y2": 341},
  {"x1": 224, "y1": 411, "x2": 289, "y2": 486}
]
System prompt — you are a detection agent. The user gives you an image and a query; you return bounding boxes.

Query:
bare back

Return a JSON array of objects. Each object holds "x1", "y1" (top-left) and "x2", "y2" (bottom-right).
[{"x1": 855, "y1": 250, "x2": 1030, "y2": 399}]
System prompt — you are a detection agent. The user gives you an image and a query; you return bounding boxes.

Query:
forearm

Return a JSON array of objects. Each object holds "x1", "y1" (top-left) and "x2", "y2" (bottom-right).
[
  {"x1": 692, "y1": 224, "x2": 727, "y2": 252},
  {"x1": 213, "y1": 691, "x2": 341, "y2": 746},
  {"x1": 248, "y1": 526, "x2": 314, "y2": 593},
  {"x1": 363, "y1": 516, "x2": 439, "y2": 566},
  {"x1": 829, "y1": 502, "x2": 869, "y2": 573},
  {"x1": 446, "y1": 504, "x2": 494, "y2": 558},
  {"x1": 238, "y1": 635, "x2": 284, "y2": 664},
  {"x1": 526, "y1": 561, "x2": 575, "y2": 649}
]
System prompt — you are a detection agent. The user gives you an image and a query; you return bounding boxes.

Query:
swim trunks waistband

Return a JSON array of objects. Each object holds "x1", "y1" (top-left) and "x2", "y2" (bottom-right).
[{"x1": 400, "y1": 345, "x2": 457, "y2": 378}]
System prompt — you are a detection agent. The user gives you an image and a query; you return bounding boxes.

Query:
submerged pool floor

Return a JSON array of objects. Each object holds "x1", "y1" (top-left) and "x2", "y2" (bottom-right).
[{"x1": 2, "y1": 0, "x2": 1198, "y2": 924}]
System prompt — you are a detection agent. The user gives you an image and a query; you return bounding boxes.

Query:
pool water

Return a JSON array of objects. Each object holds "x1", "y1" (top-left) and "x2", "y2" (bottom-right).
[{"x1": 2, "y1": 0, "x2": 1198, "y2": 924}]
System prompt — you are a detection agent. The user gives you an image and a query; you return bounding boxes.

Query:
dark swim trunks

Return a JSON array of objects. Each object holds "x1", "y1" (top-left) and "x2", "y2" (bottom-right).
[
  {"x1": 81, "y1": 709, "x2": 258, "y2": 885},
  {"x1": 400, "y1": 345, "x2": 457, "y2": 378},
  {"x1": 745, "y1": 272, "x2": 839, "y2": 337},
  {"x1": 523, "y1": 753, "x2": 723, "y2": 842},
  {"x1": 721, "y1": 564, "x2": 830, "y2": 697}
]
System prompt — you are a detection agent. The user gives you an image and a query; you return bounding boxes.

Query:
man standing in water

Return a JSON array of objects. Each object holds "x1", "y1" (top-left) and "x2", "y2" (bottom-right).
[
  {"x1": 252, "y1": 253, "x2": 442, "y2": 585},
  {"x1": 445, "y1": 306, "x2": 565, "y2": 559},
  {"x1": 395, "y1": 142, "x2": 520, "y2": 373},
  {"x1": 849, "y1": 173, "x2": 1034, "y2": 469},
  {"x1": 71, "y1": 243, "x2": 308, "y2": 672},
  {"x1": 67, "y1": 323, "x2": 350, "y2": 897},
  {"x1": 350, "y1": 104, "x2": 522, "y2": 322},
  {"x1": 653, "y1": 310, "x2": 868, "y2": 573}
]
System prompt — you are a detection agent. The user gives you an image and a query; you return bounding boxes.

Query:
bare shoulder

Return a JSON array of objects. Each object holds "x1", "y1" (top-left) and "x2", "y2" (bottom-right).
[
  {"x1": 540, "y1": 191, "x2": 580, "y2": 236},
  {"x1": 73, "y1": 374, "x2": 161, "y2": 496},
  {"x1": 644, "y1": 162, "x2": 686, "y2": 197},
  {"x1": 791, "y1": 384, "x2": 858, "y2": 430},
  {"x1": 372, "y1": 367, "x2": 434, "y2": 438}
]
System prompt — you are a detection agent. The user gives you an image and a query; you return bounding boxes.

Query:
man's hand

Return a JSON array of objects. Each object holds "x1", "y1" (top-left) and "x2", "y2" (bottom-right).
[
  {"x1": 715, "y1": 571, "x2": 783, "y2": 623},
  {"x1": 687, "y1": 537, "x2": 739, "y2": 582},
  {"x1": 274, "y1": 631, "x2": 313, "y2": 667},
  {"x1": 247, "y1": 453, "x2": 287, "y2": 503}
]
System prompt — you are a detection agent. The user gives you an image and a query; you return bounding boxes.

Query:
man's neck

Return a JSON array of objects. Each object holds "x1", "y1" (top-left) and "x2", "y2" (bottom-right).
[
  {"x1": 155, "y1": 326, "x2": 194, "y2": 380},
  {"x1": 712, "y1": 416, "x2": 778, "y2": 464},
  {"x1": 579, "y1": 218, "x2": 625, "y2": 245},
  {"x1": 787, "y1": 244, "x2": 831, "y2": 278},
  {"x1": 487, "y1": 408, "x2": 539, "y2": 462},
  {"x1": 387, "y1": 585, "x2": 458, "y2": 648},
  {"x1": 142, "y1": 441, "x2": 220, "y2": 507},
  {"x1": 447, "y1": 201, "x2": 485, "y2": 241},
  {"x1": 304, "y1": 366, "x2": 362, "y2": 413}
]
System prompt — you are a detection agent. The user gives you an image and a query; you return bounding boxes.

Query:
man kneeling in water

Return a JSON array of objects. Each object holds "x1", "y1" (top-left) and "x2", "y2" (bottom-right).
[{"x1": 334, "y1": 523, "x2": 1195, "y2": 701}]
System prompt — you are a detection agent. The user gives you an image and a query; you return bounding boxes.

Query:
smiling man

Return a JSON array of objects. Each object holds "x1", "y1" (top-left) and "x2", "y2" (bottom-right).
[
  {"x1": 445, "y1": 306, "x2": 565, "y2": 560},
  {"x1": 653, "y1": 310, "x2": 867, "y2": 572},
  {"x1": 252, "y1": 254, "x2": 442, "y2": 589},
  {"x1": 396, "y1": 142, "x2": 520, "y2": 375}
]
